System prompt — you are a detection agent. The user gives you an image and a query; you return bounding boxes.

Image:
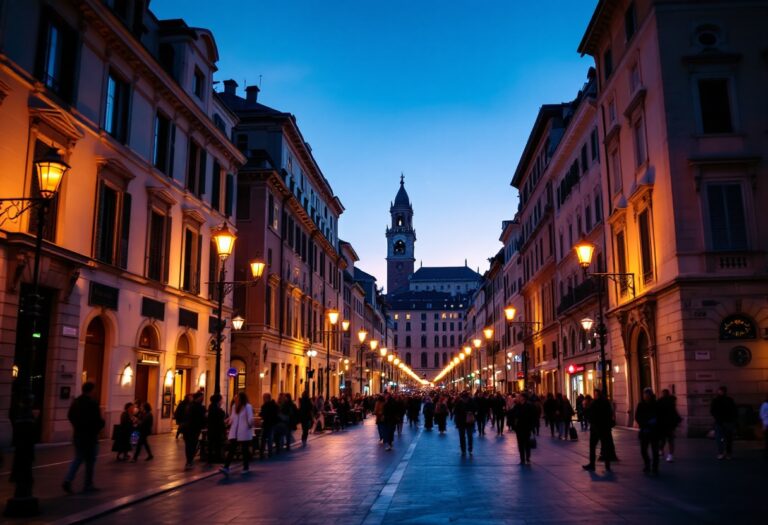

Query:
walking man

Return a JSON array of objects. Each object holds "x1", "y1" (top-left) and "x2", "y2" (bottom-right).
[
  {"x1": 635, "y1": 388, "x2": 660, "y2": 474},
  {"x1": 62, "y1": 382, "x2": 104, "y2": 493},
  {"x1": 454, "y1": 391, "x2": 476, "y2": 456},
  {"x1": 183, "y1": 392, "x2": 206, "y2": 469},
  {"x1": 510, "y1": 393, "x2": 536, "y2": 465},
  {"x1": 710, "y1": 386, "x2": 737, "y2": 460},
  {"x1": 582, "y1": 389, "x2": 614, "y2": 472}
]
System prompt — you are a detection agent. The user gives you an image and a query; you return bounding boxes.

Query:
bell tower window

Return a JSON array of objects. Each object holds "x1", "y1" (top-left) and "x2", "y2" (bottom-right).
[{"x1": 394, "y1": 240, "x2": 406, "y2": 255}]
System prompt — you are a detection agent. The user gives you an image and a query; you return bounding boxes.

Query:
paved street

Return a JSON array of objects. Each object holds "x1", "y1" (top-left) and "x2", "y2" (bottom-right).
[{"x1": 75, "y1": 419, "x2": 766, "y2": 525}]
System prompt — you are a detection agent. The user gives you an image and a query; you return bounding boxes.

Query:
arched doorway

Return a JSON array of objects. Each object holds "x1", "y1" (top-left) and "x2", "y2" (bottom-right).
[
  {"x1": 636, "y1": 330, "x2": 653, "y2": 396},
  {"x1": 174, "y1": 333, "x2": 193, "y2": 409},
  {"x1": 83, "y1": 317, "x2": 106, "y2": 403},
  {"x1": 135, "y1": 325, "x2": 160, "y2": 407}
]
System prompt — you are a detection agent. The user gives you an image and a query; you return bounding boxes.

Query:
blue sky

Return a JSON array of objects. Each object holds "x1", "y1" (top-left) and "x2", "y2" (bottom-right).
[{"x1": 153, "y1": 0, "x2": 598, "y2": 291}]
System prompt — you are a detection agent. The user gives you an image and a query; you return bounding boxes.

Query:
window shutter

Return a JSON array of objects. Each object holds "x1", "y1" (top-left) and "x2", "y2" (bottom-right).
[
  {"x1": 224, "y1": 173, "x2": 234, "y2": 217},
  {"x1": 198, "y1": 149, "x2": 207, "y2": 197},
  {"x1": 94, "y1": 180, "x2": 106, "y2": 261},
  {"x1": 195, "y1": 232, "x2": 203, "y2": 294},
  {"x1": 168, "y1": 124, "x2": 176, "y2": 177},
  {"x1": 119, "y1": 192, "x2": 132, "y2": 269},
  {"x1": 211, "y1": 161, "x2": 221, "y2": 211},
  {"x1": 163, "y1": 216, "x2": 172, "y2": 283}
]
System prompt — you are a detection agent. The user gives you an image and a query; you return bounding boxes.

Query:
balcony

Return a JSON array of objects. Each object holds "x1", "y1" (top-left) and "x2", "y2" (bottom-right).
[{"x1": 557, "y1": 279, "x2": 597, "y2": 316}]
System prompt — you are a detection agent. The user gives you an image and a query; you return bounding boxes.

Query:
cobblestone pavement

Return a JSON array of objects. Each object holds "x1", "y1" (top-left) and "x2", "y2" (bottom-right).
[{"x1": 91, "y1": 418, "x2": 766, "y2": 525}]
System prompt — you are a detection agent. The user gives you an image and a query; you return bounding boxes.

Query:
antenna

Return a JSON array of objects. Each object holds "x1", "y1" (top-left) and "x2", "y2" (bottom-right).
[{"x1": 259, "y1": 74, "x2": 263, "y2": 87}]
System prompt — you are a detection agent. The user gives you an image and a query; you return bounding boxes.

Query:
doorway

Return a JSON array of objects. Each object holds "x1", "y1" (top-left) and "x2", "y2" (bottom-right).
[
  {"x1": 135, "y1": 364, "x2": 158, "y2": 407},
  {"x1": 636, "y1": 330, "x2": 653, "y2": 396},
  {"x1": 83, "y1": 317, "x2": 106, "y2": 404}
]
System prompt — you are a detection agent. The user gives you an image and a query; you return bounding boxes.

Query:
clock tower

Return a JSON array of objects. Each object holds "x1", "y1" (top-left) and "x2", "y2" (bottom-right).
[{"x1": 386, "y1": 175, "x2": 416, "y2": 293}]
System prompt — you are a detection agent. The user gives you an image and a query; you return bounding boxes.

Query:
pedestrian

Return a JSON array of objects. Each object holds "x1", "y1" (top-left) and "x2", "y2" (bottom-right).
[
  {"x1": 314, "y1": 395, "x2": 326, "y2": 432},
  {"x1": 423, "y1": 395, "x2": 435, "y2": 430},
  {"x1": 581, "y1": 395, "x2": 592, "y2": 432},
  {"x1": 382, "y1": 392, "x2": 398, "y2": 451},
  {"x1": 182, "y1": 392, "x2": 206, "y2": 469},
  {"x1": 174, "y1": 394, "x2": 191, "y2": 439},
  {"x1": 374, "y1": 394, "x2": 385, "y2": 442},
  {"x1": 543, "y1": 393, "x2": 557, "y2": 437},
  {"x1": 207, "y1": 394, "x2": 226, "y2": 464},
  {"x1": 453, "y1": 391, "x2": 476, "y2": 456},
  {"x1": 582, "y1": 389, "x2": 614, "y2": 472},
  {"x1": 220, "y1": 392, "x2": 254, "y2": 476},
  {"x1": 299, "y1": 390, "x2": 313, "y2": 446},
  {"x1": 475, "y1": 391, "x2": 487, "y2": 436},
  {"x1": 435, "y1": 395, "x2": 449, "y2": 434},
  {"x1": 62, "y1": 382, "x2": 104, "y2": 494},
  {"x1": 710, "y1": 386, "x2": 737, "y2": 460},
  {"x1": 493, "y1": 393, "x2": 506, "y2": 436},
  {"x1": 575, "y1": 394, "x2": 585, "y2": 430},
  {"x1": 635, "y1": 388, "x2": 659, "y2": 474},
  {"x1": 510, "y1": 393, "x2": 536, "y2": 465},
  {"x1": 112, "y1": 402, "x2": 134, "y2": 461},
  {"x1": 657, "y1": 389, "x2": 681, "y2": 462},
  {"x1": 760, "y1": 393, "x2": 768, "y2": 460},
  {"x1": 259, "y1": 392, "x2": 279, "y2": 457},
  {"x1": 131, "y1": 402, "x2": 154, "y2": 462}
]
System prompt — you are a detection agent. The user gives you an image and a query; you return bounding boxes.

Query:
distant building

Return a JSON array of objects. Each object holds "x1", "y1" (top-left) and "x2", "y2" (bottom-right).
[{"x1": 384, "y1": 178, "x2": 481, "y2": 380}]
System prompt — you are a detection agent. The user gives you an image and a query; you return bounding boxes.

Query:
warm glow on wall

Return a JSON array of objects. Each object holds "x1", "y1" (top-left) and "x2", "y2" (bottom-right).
[{"x1": 121, "y1": 363, "x2": 133, "y2": 386}]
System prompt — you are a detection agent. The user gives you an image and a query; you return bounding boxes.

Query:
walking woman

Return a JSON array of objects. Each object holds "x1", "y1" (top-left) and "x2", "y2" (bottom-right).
[
  {"x1": 220, "y1": 392, "x2": 254, "y2": 476},
  {"x1": 113, "y1": 402, "x2": 135, "y2": 461},
  {"x1": 131, "y1": 403, "x2": 154, "y2": 461},
  {"x1": 299, "y1": 390, "x2": 313, "y2": 446}
]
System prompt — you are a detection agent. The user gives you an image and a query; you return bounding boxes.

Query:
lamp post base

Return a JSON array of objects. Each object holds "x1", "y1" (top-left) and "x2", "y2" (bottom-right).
[{"x1": 4, "y1": 496, "x2": 39, "y2": 517}]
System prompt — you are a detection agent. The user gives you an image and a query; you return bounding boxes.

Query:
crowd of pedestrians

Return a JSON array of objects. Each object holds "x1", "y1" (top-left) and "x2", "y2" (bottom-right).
[{"x1": 57, "y1": 379, "x2": 766, "y2": 493}]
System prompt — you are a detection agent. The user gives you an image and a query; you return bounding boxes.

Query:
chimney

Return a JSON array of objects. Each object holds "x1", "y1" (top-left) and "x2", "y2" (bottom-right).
[
  {"x1": 246, "y1": 85, "x2": 260, "y2": 104},
  {"x1": 223, "y1": 79, "x2": 238, "y2": 96}
]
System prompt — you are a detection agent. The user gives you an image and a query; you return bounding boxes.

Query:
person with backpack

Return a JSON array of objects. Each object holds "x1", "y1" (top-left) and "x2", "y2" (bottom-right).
[
  {"x1": 220, "y1": 392, "x2": 254, "y2": 476},
  {"x1": 62, "y1": 382, "x2": 104, "y2": 494},
  {"x1": 131, "y1": 402, "x2": 154, "y2": 462}
]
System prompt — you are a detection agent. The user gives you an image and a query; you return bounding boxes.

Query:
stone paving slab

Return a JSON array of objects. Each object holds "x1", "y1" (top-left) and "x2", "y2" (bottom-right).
[{"x1": 89, "y1": 418, "x2": 766, "y2": 524}]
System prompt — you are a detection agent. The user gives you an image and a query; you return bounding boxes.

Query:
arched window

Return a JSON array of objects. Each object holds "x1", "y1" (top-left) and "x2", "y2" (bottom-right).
[
  {"x1": 442, "y1": 335, "x2": 447, "y2": 347},
  {"x1": 405, "y1": 336, "x2": 411, "y2": 348},
  {"x1": 421, "y1": 335, "x2": 427, "y2": 348},
  {"x1": 177, "y1": 333, "x2": 191, "y2": 354},
  {"x1": 434, "y1": 335, "x2": 439, "y2": 348},
  {"x1": 421, "y1": 352, "x2": 427, "y2": 368},
  {"x1": 139, "y1": 325, "x2": 159, "y2": 349},
  {"x1": 434, "y1": 353, "x2": 439, "y2": 368},
  {"x1": 405, "y1": 352, "x2": 412, "y2": 366},
  {"x1": 442, "y1": 352, "x2": 447, "y2": 365}
]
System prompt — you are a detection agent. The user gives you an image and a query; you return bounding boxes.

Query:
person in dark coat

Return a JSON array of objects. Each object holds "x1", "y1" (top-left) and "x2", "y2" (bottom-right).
[
  {"x1": 112, "y1": 402, "x2": 134, "y2": 461},
  {"x1": 435, "y1": 396, "x2": 449, "y2": 433},
  {"x1": 453, "y1": 391, "x2": 476, "y2": 456},
  {"x1": 710, "y1": 386, "x2": 738, "y2": 459},
  {"x1": 299, "y1": 391, "x2": 314, "y2": 446},
  {"x1": 132, "y1": 402, "x2": 154, "y2": 461},
  {"x1": 582, "y1": 389, "x2": 614, "y2": 472},
  {"x1": 493, "y1": 393, "x2": 506, "y2": 436},
  {"x1": 382, "y1": 393, "x2": 399, "y2": 451},
  {"x1": 575, "y1": 394, "x2": 586, "y2": 431},
  {"x1": 174, "y1": 394, "x2": 191, "y2": 439},
  {"x1": 510, "y1": 393, "x2": 536, "y2": 464},
  {"x1": 423, "y1": 396, "x2": 435, "y2": 430},
  {"x1": 543, "y1": 393, "x2": 557, "y2": 437},
  {"x1": 635, "y1": 388, "x2": 659, "y2": 474},
  {"x1": 259, "y1": 392, "x2": 279, "y2": 457},
  {"x1": 63, "y1": 382, "x2": 104, "y2": 493},
  {"x1": 657, "y1": 389, "x2": 681, "y2": 462},
  {"x1": 475, "y1": 392, "x2": 487, "y2": 436},
  {"x1": 183, "y1": 392, "x2": 206, "y2": 469},
  {"x1": 206, "y1": 395, "x2": 226, "y2": 464}
]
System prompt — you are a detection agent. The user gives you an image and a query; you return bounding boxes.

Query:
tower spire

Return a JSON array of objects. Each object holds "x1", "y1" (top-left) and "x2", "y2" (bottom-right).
[{"x1": 400, "y1": 172, "x2": 404, "y2": 185}]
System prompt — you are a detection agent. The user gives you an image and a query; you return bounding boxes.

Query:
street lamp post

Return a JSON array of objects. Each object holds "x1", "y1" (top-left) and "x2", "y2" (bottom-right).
[
  {"x1": 483, "y1": 327, "x2": 495, "y2": 391},
  {"x1": 503, "y1": 306, "x2": 540, "y2": 393},
  {"x1": 306, "y1": 349, "x2": 318, "y2": 396},
  {"x1": 368, "y1": 339, "x2": 379, "y2": 394},
  {"x1": 472, "y1": 338, "x2": 481, "y2": 390},
  {"x1": 3, "y1": 149, "x2": 69, "y2": 517},
  {"x1": 573, "y1": 240, "x2": 636, "y2": 399},
  {"x1": 379, "y1": 347, "x2": 387, "y2": 393},
  {"x1": 324, "y1": 309, "x2": 341, "y2": 400},
  {"x1": 357, "y1": 329, "x2": 367, "y2": 395},
  {"x1": 463, "y1": 345, "x2": 472, "y2": 391}
]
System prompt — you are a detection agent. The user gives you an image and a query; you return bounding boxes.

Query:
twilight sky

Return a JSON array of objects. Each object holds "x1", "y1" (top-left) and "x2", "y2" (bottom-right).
[{"x1": 153, "y1": 0, "x2": 598, "y2": 292}]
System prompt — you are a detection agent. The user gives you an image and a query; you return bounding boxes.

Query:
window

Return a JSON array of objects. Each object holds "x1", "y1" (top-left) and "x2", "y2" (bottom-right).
[
  {"x1": 152, "y1": 112, "x2": 175, "y2": 175},
  {"x1": 181, "y1": 227, "x2": 202, "y2": 294},
  {"x1": 35, "y1": 7, "x2": 78, "y2": 103},
  {"x1": 236, "y1": 184, "x2": 250, "y2": 220},
  {"x1": 610, "y1": 148, "x2": 622, "y2": 194},
  {"x1": 442, "y1": 353, "x2": 447, "y2": 365},
  {"x1": 603, "y1": 48, "x2": 613, "y2": 80},
  {"x1": 629, "y1": 63, "x2": 641, "y2": 94},
  {"x1": 225, "y1": 174, "x2": 234, "y2": 217},
  {"x1": 94, "y1": 180, "x2": 131, "y2": 268},
  {"x1": 706, "y1": 183, "x2": 747, "y2": 251},
  {"x1": 405, "y1": 352, "x2": 412, "y2": 365},
  {"x1": 585, "y1": 205, "x2": 592, "y2": 232},
  {"x1": 616, "y1": 230, "x2": 628, "y2": 294},
  {"x1": 434, "y1": 335, "x2": 439, "y2": 348},
  {"x1": 698, "y1": 78, "x2": 734, "y2": 134},
  {"x1": 186, "y1": 140, "x2": 206, "y2": 197},
  {"x1": 633, "y1": 115, "x2": 647, "y2": 167},
  {"x1": 405, "y1": 336, "x2": 411, "y2": 348},
  {"x1": 580, "y1": 144, "x2": 588, "y2": 173},
  {"x1": 103, "y1": 70, "x2": 130, "y2": 143},
  {"x1": 193, "y1": 67, "x2": 204, "y2": 99},
  {"x1": 420, "y1": 335, "x2": 427, "y2": 348},
  {"x1": 146, "y1": 209, "x2": 171, "y2": 282},
  {"x1": 638, "y1": 209, "x2": 654, "y2": 282},
  {"x1": 434, "y1": 354, "x2": 439, "y2": 368},
  {"x1": 421, "y1": 353, "x2": 427, "y2": 368},
  {"x1": 607, "y1": 98, "x2": 617, "y2": 125},
  {"x1": 421, "y1": 323, "x2": 426, "y2": 331},
  {"x1": 268, "y1": 193, "x2": 279, "y2": 230},
  {"x1": 590, "y1": 128, "x2": 599, "y2": 162},
  {"x1": 624, "y1": 3, "x2": 637, "y2": 41},
  {"x1": 405, "y1": 322, "x2": 411, "y2": 331},
  {"x1": 594, "y1": 192, "x2": 602, "y2": 223}
]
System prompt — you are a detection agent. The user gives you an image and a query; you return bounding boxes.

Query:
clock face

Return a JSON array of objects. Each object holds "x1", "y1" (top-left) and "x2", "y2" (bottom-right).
[
  {"x1": 719, "y1": 315, "x2": 756, "y2": 340},
  {"x1": 729, "y1": 346, "x2": 751, "y2": 367}
]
